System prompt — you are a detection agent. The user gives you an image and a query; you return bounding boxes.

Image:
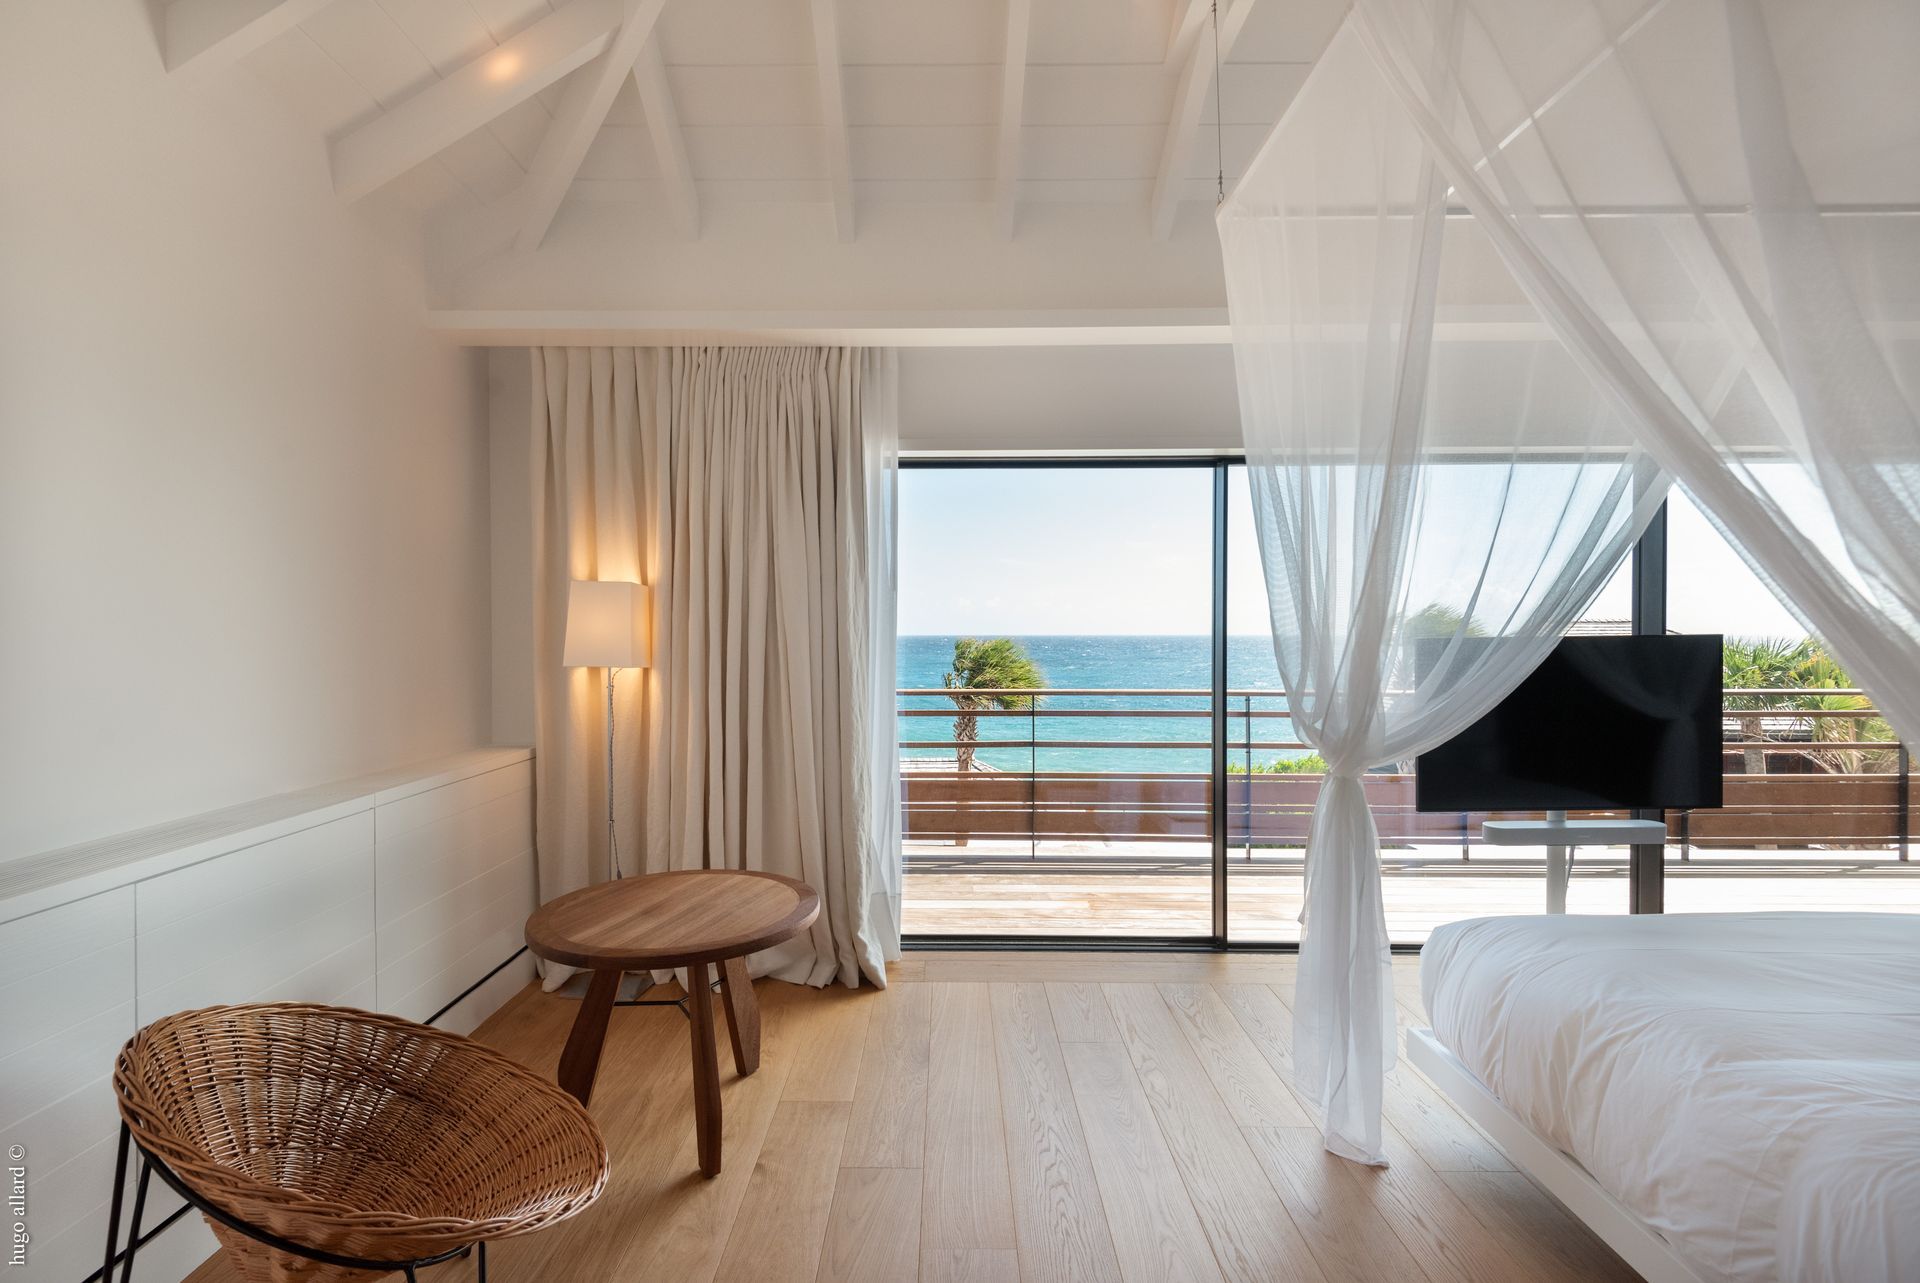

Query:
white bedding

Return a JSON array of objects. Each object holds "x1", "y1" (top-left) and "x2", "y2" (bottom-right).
[{"x1": 1421, "y1": 912, "x2": 1920, "y2": 1283}]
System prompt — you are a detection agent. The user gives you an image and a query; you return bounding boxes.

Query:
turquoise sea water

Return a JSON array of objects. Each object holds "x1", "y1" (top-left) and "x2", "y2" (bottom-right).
[{"x1": 897, "y1": 635, "x2": 1298, "y2": 773}]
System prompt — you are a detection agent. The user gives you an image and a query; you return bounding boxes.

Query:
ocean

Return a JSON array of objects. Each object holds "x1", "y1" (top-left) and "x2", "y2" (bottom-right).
[{"x1": 897, "y1": 635, "x2": 1298, "y2": 773}]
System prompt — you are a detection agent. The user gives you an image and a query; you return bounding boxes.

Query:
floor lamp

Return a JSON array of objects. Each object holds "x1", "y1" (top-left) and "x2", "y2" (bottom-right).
[{"x1": 564, "y1": 580, "x2": 651, "y2": 879}]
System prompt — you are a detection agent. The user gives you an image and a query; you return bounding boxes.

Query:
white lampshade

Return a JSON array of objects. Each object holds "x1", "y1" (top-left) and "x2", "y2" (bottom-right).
[{"x1": 563, "y1": 580, "x2": 650, "y2": 668}]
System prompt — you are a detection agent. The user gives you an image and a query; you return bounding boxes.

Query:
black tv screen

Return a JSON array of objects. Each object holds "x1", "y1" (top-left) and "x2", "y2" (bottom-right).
[{"x1": 1414, "y1": 635, "x2": 1724, "y2": 812}]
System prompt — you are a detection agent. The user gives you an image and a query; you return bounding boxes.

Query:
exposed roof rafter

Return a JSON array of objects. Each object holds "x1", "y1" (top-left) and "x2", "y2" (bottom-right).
[
  {"x1": 1163, "y1": 0, "x2": 1212, "y2": 65},
  {"x1": 808, "y1": 0, "x2": 855, "y2": 242},
  {"x1": 632, "y1": 40, "x2": 700, "y2": 239},
  {"x1": 330, "y1": 0, "x2": 627, "y2": 203},
  {"x1": 515, "y1": 0, "x2": 669, "y2": 253},
  {"x1": 162, "y1": 0, "x2": 339, "y2": 76},
  {"x1": 1148, "y1": 0, "x2": 1256, "y2": 241},
  {"x1": 994, "y1": 0, "x2": 1033, "y2": 240}
]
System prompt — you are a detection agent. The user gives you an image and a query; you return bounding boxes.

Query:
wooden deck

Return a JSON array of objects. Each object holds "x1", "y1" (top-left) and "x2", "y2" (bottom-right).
[{"x1": 903, "y1": 849, "x2": 1920, "y2": 939}]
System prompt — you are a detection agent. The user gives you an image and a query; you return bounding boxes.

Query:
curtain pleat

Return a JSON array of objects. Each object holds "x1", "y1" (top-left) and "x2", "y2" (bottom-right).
[
  {"x1": 1219, "y1": 18, "x2": 1668, "y2": 1164},
  {"x1": 532, "y1": 346, "x2": 902, "y2": 989},
  {"x1": 1353, "y1": 0, "x2": 1920, "y2": 744}
]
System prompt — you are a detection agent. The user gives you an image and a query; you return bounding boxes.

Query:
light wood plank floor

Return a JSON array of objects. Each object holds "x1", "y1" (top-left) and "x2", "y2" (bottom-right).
[{"x1": 185, "y1": 954, "x2": 1642, "y2": 1283}]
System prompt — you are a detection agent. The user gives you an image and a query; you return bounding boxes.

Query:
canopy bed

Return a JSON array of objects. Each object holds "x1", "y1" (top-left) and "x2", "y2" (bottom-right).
[
  {"x1": 1217, "y1": 2, "x2": 1920, "y2": 1277},
  {"x1": 1414, "y1": 912, "x2": 1920, "y2": 1283}
]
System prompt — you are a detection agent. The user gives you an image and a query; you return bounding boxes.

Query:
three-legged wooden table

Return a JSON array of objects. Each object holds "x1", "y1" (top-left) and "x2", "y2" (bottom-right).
[{"x1": 525, "y1": 869, "x2": 820, "y2": 1177}]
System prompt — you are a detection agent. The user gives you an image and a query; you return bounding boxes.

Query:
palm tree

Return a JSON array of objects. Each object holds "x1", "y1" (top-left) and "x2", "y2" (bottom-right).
[
  {"x1": 1723, "y1": 636, "x2": 1821, "y2": 774},
  {"x1": 1721, "y1": 637, "x2": 1894, "y2": 774},
  {"x1": 943, "y1": 638, "x2": 1045, "y2": 774},
  {"x1": 1402, "y1": 603, "x2": 1488, "y2": 641}
]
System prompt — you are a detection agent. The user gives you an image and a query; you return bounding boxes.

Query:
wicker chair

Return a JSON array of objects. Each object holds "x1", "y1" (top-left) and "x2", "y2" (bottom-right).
[{"x1": 108, "y1": 1003, "x2": 609, "y2": 1282}]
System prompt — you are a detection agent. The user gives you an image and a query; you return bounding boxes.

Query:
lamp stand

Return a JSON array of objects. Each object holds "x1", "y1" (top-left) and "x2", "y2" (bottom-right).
[{"x1": 606, "y1": 667, "x2": 622, "y2": 879}]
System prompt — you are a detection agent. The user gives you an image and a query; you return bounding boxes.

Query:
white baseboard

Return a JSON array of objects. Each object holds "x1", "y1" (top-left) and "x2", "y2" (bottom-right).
[{"x1": 430, "y1": 949, "x2": 538, "y2": 1037}]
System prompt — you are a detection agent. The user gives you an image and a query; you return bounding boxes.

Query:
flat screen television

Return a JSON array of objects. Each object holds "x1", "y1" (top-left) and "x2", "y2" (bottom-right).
[{"x1": 1414, "y1": 634, "x2": 1724, "y2": 812}]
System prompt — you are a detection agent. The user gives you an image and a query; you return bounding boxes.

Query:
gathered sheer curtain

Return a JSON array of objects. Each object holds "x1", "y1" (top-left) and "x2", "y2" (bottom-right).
[
  {"x1": 1220, "y1": 19, "x2": 1666, "y2": 1165},
  {"x1": 1222, "y1": 0, "x2": 1920, "y2": 1164},
  {"x1": 1356, "y1": 0, "x2": 1920, "y2": 744},
  {"x1": 531, "y1": 346, "x2": 902, "y2": 990}
]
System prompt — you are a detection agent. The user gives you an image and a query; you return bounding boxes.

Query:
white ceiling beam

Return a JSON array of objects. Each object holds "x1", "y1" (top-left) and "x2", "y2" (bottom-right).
[
  {"x1": 425, "y1": 308, "x2": 1239, "y2": 347},
  {"x1": 330, "y1": 0, "x2": 626, "y2": 203},
  {"x1": 993, "y1": 0, "x2": 1032, "y2": 240},
  {"x1": 1148, "y1": 0, "x2": 1256, "y2": 241},
  {"x1": 423, "y1": 305, "x2": 1572, "y2": 349},
  {"x1": 632, "y1": 40, "x2": 700, "y2": 239},
  {"x1": 808, "y1": 0, "x2": 856, "y2": 242},
  {"x1": 515, "y1": 0, "x2": 668, "y2": 253},
  {"x1": 162, "y1": 0, "x2": 338, "y2": 75},
  {"x1": 1163, "y1": 0, "x2": 1211, "y2": 64}
]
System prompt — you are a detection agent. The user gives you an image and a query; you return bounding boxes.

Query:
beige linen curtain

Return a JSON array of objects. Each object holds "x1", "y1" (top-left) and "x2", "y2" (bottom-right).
[{"x1": 532, "y1": 346, "x2": 902, "y2": 989}]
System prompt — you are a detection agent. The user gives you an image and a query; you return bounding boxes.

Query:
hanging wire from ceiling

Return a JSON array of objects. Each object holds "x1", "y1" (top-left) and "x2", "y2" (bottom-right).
[{"x1": 1212, "y1": 0, "x2": 1226, "y2": 204}]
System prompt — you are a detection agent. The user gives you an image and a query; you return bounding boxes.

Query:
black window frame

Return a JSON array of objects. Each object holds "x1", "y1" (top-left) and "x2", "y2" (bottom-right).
[{"x1": 898, "y1": 457, "x2": 1672, "y2": 953}]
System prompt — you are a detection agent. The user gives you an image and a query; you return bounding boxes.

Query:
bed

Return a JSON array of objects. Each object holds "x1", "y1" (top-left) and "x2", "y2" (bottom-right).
[{"x1": 1410, "y1": 912, "x2": 1920, "y2": 1283}]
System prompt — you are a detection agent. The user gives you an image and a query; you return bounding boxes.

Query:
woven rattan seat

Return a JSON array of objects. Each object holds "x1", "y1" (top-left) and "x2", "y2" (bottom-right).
[{"x1": 112, "y1": 1003, "x2": 608, "y2": 1282}]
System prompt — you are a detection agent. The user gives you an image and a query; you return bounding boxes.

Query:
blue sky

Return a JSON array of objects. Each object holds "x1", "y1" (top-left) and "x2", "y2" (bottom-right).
[
  {"x1": 898, "y1": 467, "x2": 1804, "y2": 640},
  {"x1": 898, "y1": 467, "x2": 1264, "y2": 635}
]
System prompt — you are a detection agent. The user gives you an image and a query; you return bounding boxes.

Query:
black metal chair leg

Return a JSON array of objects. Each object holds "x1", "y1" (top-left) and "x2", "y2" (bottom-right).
[
  {"x1": 118, "y1": 1139, "x2": 492, "y2": 1282},
  {"x1": 118, "y1": 1160, "x2": 152, "y2": 1283},
  {"x1": 100, "y1": 1123, "x2": 131, "y2": 1283}
]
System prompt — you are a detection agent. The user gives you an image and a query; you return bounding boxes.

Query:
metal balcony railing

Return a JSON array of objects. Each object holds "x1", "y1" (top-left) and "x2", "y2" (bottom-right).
[{"x1": 898, "y1": 687, "x2": 1913, "y2": 860}]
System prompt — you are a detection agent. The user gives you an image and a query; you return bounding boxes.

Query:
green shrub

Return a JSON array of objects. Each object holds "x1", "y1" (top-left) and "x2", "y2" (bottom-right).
[{"x1": 1228, "y1": 754, "x2": 1328, "y2": 775}]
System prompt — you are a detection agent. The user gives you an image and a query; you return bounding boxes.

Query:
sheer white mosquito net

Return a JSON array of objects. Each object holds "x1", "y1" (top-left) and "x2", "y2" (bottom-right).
[{"x1": 1219, "y1": 0, "x2": 1920, "y2": 1163}]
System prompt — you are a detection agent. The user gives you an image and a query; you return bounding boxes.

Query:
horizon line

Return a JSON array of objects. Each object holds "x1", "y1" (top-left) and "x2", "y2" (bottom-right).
[{"x1": 899, "y1": 632, "x2": 1277, "y2": 638}]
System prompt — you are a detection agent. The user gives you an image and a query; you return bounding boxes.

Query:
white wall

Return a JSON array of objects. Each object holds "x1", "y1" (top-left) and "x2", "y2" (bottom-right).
[
  {"x1": 0, "y1": 0, "x2": 494, "y2": 860},
  {"x1": 899, "y1": 346, "x2": 1242, "y2": 454},
  {"x1": 489, "y1": 350, "x2": 536, "y2": 747}
]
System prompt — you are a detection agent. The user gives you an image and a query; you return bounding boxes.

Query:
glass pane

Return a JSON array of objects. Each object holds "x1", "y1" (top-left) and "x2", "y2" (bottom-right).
[
  {"x1": 1226, "y1": 466, "x2": 1635, "y2": 945},
  {"x1": 898, "y1": 466, "x2": 1216, "y2": 937},
  {"x1": 1225, "y1": 467, "x2": 1307, "y2": 942},
  {"x1": 1379, "y1": 548, "x2": 1636, "y2": 938},
  {"x1": 1663, "y1": 486, "x2": 1918, "y2": 914}
]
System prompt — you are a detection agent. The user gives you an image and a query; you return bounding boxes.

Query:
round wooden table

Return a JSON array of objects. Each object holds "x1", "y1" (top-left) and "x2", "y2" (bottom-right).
[{"x1": 525, "y1": 870, "x2": 820, "y2": 1177}]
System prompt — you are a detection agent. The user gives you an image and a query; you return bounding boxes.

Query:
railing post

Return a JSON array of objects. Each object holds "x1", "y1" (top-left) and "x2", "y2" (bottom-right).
[
  {"x1": 1243, "y1": 693, "x2": 1253, "y2": 861},
  {"x1": 1029, "y1": 699, "x2": 1038, "y2": 861},
  {"x1": 1900, "y1": 743, "x2": 1911, "y2": 862}
]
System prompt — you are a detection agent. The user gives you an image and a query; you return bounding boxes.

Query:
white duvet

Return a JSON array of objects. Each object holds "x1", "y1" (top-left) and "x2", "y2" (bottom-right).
[{"x1": 1421, "y1": 912, "x2": 1920, "y2": 1283}]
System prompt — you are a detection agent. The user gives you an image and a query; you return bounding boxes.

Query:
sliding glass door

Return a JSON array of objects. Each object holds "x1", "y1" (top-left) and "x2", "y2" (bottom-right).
[
  {"x1": 897, "y1": 464, "x2": 1218, "y2": 939},
  {"x1": 898, "y1": 461, "x2": 1915, "y2": 944},
  {"x1": 1220, "y1": 466, "x2": 1639, "y2": 945},
  {"x1": 1660, "y1": 486, "x2": 1918, "y2": 915}
]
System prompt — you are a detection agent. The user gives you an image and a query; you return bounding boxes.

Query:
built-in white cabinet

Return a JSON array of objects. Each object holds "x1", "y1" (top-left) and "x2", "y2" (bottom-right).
[
  {"x1": 0, "y1": 890, "x2": 138, "y2": 1282},
  {"x1": 136, "y1": 811, "x2": 378, "y2": 1020},
  {"x1": 0, "y1": 750, "x2": 535, "y2": 1283},
  {"x1": 374, "y1": 759, "x2": 535, "y2": 1027}
]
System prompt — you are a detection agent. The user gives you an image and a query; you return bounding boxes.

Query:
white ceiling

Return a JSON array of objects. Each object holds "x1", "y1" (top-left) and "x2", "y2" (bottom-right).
[
  {"x1": 162, "y1": 0, "x2": 1349, "y2": 330},
  {"x1": 153, "y1": 0, "x2": 1920, "y2": 343}
]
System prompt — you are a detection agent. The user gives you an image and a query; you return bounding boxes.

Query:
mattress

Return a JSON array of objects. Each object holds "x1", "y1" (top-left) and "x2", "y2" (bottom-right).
[{"x1": 1421, "y1": 912, "x2": 1920, "y2": 1283}]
